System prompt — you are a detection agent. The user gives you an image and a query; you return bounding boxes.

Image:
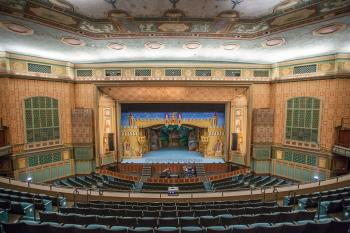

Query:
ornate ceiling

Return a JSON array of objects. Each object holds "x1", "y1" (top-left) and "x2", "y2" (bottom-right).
[
  {"x1": 59, "y1": 0, "x2": 292, "y2": 19},
  {"x1": 0, "y1": 0, "x2": 349, "y2": 63}
]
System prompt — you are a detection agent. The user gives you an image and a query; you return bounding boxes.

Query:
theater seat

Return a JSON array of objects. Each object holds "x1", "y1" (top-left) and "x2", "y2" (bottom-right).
[
  {"x1": 129, "y1": 227, "x2": 154, "y2": 233},
  {"x1": 206, "y1": 226, "x2": 231, "y2": 233},
  {"x1": 105, "y1": 226, "x2": 129, "y2": 233},
  {"x1": 229, "y1": 225, "x2": 256, "y2": 233},
  {"x1": 181, "y1": 226, "x2": 205, "y2": 233},
  {"x1": 155, "y1": 227, "x2": 179, "y2": 233}
]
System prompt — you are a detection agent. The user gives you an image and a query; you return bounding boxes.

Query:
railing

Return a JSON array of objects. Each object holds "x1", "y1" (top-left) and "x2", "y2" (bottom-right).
[
  {"x1": 207, "y1": 168, "x2": 250, "y2": 181},
  {"x1": 1, "y1": 173, "x2": 350, "y2": 201},
  {"x1": 99, "y1": 169, "x2": 139, "y2": 181}
]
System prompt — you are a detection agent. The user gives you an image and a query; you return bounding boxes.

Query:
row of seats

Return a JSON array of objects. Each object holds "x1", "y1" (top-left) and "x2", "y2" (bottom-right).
[
  {"x1": 212, "y1": 174, "x2": 288, "y2": 191},
  {"x1": 61, "y1": 206, "x2": 290, "y2": 218},
  {"x1": 0, "y1": 199, "x2": 34, "y2": 217},
  {"x1": 40, "y1": 210, "x2": 316, "y2": 227},
  {"x1": 319, "y1": 198, "x2": 350, "y2": 216},
  {"x1": 87, "y1": 199, "x2": 263, "y2": 206},
  {"x1": 77, "y1": 200, "x2": 274, "y2": 210},
  {"x1": 54, "y1": 174, "x2": 135, "y2": 191},
  {"x1": 284, "y1": 186, "x2": 350, "y2": 206},
  {"x1": 298, "y1": 191, "x2": 350, "y2": 209},
  {"x1": 0, "y1": 192, "x2": 52, "y2": 211},
  {"x1": 0, "y1": 187, "x2": 66, "y2": 207},
  {"x1": 3, "y1": 218, "x2": 350, "y2": 233}
]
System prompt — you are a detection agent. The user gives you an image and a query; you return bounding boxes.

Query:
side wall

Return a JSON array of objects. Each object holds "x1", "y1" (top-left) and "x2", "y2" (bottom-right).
[
  {"x1": 251, "y1": 78, "x2": 350, "y2": 182},
  {"x1": 0, "y1": 78, "x2": 97, "y2": 182}
]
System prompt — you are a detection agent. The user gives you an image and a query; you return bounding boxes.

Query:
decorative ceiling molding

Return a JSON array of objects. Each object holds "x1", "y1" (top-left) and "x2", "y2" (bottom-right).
[
  {"x1": 183, "y1": 41, "x2": 201, "y2": 49},
  {"x1": 313, "y1": 23, "x2": 347, "y2": 36},
  {"x1": 221, "y1": 43, "x2": 240, "y2": 50},
  {"x1": 145, "y1": 41, "x2": 164, "y2": 50},
  {"x1": 0, "y1": 21, "x2": 33, "y2": 35},
  {"x1": 262, "y1": 38, "x2": 286, "y2": 47},
  {"x1": 61, "y1": 37, "x2": 85, "y2": 46},
  {"x1": 107, "y1": 42, "x2": 126, "y2": 50},
  {"x1": 0, "y1": 0, "x2": 349, "y2": 40}
]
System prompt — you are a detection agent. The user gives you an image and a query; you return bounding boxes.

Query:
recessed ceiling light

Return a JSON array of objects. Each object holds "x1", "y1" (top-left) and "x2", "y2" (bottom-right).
[
  {"x1": 262, "y1": 38, "x2": 285, "y2": 47},
  {"x1": 145, "y1": 42, "x2": 164, "y2": 50},
  {"x1": 221, "y1": 43, "x2": 240, "y2": 50},
  {"x1": 183, "y1": 41, "x2": 201, "y2": 49},
  {"x1": 107, "y1": 42, "x2": 126, "y2": 50},
  {"x1": 61, "y1": 37, "x2": 85, "y2": 46},
  {"x1": 313, "y1": 23, "x2": 347, "y2": 36},
  {"x1": 1, "y1": 22, "x2": 33, "y2": 35}
]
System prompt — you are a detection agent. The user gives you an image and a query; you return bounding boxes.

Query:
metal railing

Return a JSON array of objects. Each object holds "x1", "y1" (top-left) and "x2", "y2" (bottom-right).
[{"x1": 1, "y1": 173, "x2": 350, "y2": 201}]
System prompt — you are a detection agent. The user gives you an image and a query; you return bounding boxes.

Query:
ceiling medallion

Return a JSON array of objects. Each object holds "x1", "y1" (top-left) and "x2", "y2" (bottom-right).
[
  {"x1": 145, "y1": 42, "x2": 164, "y2": 50},
  {"x1": 221, "y1": 43, "x2": 240, "y2": 50},
  {"x1": 262, "y1": 38, "x2": 285, "y2": 47},
  {"x1": 183, "y1": 41, "x2": 201, "y2": 50},
  {"x1": 1, "y1": 22, "x2": 33, "y2": 35},
  {"x1": 61, "y1": 37, "x2": 85, "y2": 46},
  {"x1": 107, "y1": 42, "x2": 126, "y2": 50},
  {"x1": 313, "y1": 23, "x2": 347, "y2": 36},
  {"x1": 217, "y1": 10, "x2": 239, "y2": 20},
  {"x1": 108, "y1": 10, "x2": 130, "y2": 20}
]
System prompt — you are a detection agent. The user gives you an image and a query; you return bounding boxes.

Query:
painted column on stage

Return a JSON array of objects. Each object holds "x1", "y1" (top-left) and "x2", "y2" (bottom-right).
[
  {"x1": 98, "y1": 95, "x2": 117, "y2": 166},
  {"x1": 120, "y1": 112, "x2": 225, "y2": 159},
  {"x1": 232, "y1": 95, "x2": 248, "y2": 165}
]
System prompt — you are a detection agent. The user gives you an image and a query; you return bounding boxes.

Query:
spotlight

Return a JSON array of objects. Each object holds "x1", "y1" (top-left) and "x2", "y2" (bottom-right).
[
  {"x1": 26, "y1": 177, "x2": 32, "y2": 182},
  {"x1": 313, "y1": 175, "x2": 319, "y2": 181}
]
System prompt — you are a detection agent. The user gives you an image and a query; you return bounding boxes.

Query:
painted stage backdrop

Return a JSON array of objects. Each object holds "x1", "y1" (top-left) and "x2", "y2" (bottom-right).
[{"x1": 121, "y1": 112, "x2": 225, "y2": 158}]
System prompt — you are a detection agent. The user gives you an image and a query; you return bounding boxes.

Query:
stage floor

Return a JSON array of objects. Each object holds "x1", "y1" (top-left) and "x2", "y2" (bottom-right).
[{"x1": 121, "y1": 147, "x2": 225, "y2": 164}]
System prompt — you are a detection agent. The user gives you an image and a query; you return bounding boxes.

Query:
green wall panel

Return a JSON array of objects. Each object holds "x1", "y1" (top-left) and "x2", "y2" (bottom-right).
[
  {"x1": 74, "y1": 146, "x2": 94, "y2": 160},
  {"x1": 75, "y1": 160, "x2": 95, "y2": 174},
  {"x1": 253, "y1": 146, "x2": 271, "y2": 160}
]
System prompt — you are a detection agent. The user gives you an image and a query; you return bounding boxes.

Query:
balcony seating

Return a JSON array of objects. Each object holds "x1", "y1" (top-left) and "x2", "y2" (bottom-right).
[
  {"x1": 38, "y1": 209, "x2": 315, "y2": 228},
  {"x1": 55, "y1": 174, "x2": 135, "y2": 191},
  {"x1": 211, "y1": 174, "x2": 288, "y2": 191},
  {"x1": 0, "y1": 187, "x2": 66, "y2": 207},
  {"x1": 284, "y1": 187, "x2": 350, "y2": 206},
  {"x1": 2, "y1": 218, "x2": 350, "y2": 233}
]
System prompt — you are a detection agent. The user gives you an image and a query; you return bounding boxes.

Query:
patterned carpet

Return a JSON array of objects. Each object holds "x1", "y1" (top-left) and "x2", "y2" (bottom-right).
[{"x1": 121, "y1": 147, "x2": 225, "y2": 164}]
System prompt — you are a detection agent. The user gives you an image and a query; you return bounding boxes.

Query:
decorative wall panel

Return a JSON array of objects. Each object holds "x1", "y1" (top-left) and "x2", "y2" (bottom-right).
[
  {"x1": 71, "y1": 108, "x2": 94, "y2": 144},
  {"x1": 252, "y1": 108, "x2": 274, "y2": 144}
]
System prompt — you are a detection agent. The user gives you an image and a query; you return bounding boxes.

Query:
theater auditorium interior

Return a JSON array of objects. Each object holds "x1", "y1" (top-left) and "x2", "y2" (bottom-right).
[{"x1": 0, "y1": 0, "x2": 350, "y2": 232}]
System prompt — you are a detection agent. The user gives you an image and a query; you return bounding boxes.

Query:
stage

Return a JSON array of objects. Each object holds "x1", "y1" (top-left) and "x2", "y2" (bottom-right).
[{"x1": 121, "y1": 147, "x2": 225, "y2": 164}]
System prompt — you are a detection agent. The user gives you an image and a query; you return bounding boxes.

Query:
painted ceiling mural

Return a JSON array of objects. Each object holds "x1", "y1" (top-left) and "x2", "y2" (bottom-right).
[
  {"x1": 0, "y1": 0, "x2": 349, "y2": 39},
  {"x1": 0, "y1": 0, "x2": 349, "y2": 63}
]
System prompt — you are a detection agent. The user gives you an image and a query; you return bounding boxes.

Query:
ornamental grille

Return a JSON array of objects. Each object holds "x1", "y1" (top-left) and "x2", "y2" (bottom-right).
[
  {"x1": 225, "y1": 70, "x2": 241, "y2": 77},
  {"x1": 76, "y1": 69, "x2": 93, "y2": 77},
  {"x1": 306, "y1": 155, "x2": 317, "y2": 166},
  {"x1": 25, "y1": 97, "x2": 60, "y2": 144},
  {"x1": 283, "y1": 150, "x2": 318, "y2": 167},
  {"x1": 253, "y1": 70, "x2": 269, "y2": 77},
  {"x1": 28, "y1": 63, "x2": 52, "y2": 74},
  {"x1": 165, "y1": 69, "x2": 182, "y2": 76},
  {"x1": 285, "y1": 97, "x2": 320, "y2": 143},
  {"x1": 293, "y1": 64, "x2": 317, "y2": 74},
  {"x1": 135, "y1": 69, "x2": 151, "y2": 76},
  {"x1": 28, "y1": 151, "x2": 62, "y2": 167},
  {"x1": 105, "y1": 69, "x2": 121, "y2": 77},
  {"x1": 195, "y1": 69, "x2": 211, "y2": 77}
]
